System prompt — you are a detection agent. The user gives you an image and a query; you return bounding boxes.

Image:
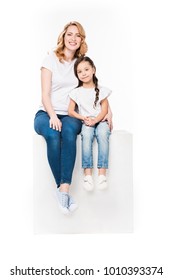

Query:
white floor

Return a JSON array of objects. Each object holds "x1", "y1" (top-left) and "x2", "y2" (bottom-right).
[{"x1": 33, "y1": 130, "x2": 133, "y2": 234}]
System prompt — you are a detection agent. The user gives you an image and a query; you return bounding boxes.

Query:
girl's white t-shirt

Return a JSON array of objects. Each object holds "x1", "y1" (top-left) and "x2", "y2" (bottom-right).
[
  {"x1": 39, "y1": 51, "x2": 78, "y2": 115},
  {"x1": 69, "y1": 86, "x2": 112, "y2": 118}
]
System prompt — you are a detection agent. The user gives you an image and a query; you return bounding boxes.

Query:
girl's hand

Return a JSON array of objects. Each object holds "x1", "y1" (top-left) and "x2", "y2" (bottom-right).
[
  {"x1": 49, "y1": 115, "x2": 62, "y2": 131},
  {"x1": 84, "y1": 117, "x2": 96, "y2": 127}
]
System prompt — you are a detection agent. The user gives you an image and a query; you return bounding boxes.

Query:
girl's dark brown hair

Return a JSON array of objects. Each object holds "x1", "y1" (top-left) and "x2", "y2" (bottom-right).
[{"x1": 74, "y1": 56, "x2": 99, "y2": 108}]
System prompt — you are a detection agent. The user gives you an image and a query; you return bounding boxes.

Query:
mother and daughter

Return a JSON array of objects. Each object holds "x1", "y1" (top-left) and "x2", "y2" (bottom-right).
[{"x1": 34, "y1": 21, "x2": 113, "y2": 215}]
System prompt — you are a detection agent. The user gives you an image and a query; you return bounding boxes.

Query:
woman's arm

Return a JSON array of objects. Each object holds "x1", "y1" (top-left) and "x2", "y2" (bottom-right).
[
  {"x1": 68, "y1": 99, "x2": 85, "y2": 121},
  {"x1": 41, "y1": 68, "x2": 62, "y2": 131}
]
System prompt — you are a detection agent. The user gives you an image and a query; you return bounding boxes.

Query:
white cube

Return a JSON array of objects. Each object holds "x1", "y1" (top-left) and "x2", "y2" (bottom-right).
[{"x1": 33, "y1": 130, "x2": 133, "y2": 234}]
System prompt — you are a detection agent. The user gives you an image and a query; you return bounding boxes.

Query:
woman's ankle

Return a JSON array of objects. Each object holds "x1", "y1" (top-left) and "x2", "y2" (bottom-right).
[{"x1": 59, "y1": 183, "x2": 70, "y2": 193}]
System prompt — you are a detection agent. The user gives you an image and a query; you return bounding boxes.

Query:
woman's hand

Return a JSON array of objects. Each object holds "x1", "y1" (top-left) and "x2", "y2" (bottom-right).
[
  {"x1": 49, "y1": 115, "x2": 62, "y2": 131},
  {"x1": 102, "y1": 113, "x2": 113, "y2": 131}
]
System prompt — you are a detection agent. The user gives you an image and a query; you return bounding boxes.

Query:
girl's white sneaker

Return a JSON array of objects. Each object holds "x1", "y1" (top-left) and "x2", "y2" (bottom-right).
[
  {"x1": 83, "y1": 175, "x2": 94, "y2": 191},
  {"x1": 97, "y1": 175, "x2": 108, "y2": 190}
]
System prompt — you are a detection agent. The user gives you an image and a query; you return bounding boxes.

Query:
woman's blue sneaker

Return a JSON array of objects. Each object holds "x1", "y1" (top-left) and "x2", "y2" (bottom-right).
[
  {"x1": 68, "y1": 195, "x2": 78, "y2": 212},
  {"x1": 56, "y1": 188, "x2": 70, "y2": 215}
]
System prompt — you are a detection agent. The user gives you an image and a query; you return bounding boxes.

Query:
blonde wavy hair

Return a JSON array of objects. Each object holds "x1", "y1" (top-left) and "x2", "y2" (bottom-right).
[{"x1": 54, "y1": 21, "x2": 88, "y2": 62}]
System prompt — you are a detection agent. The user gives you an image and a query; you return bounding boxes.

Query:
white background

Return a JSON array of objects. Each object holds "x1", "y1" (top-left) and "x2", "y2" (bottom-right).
[{"x1": 1, "y1": 0, "x2": 173, "y2": 279}]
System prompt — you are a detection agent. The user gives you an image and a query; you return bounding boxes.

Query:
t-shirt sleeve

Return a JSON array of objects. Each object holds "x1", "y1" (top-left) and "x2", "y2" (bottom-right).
[
  {"x1": 99, "y1": 86, "x2": 112, "y2": 101},
  {"x1": 69, "y1": 89, "x2": 78, "y2": 103},
  {"x1": 41, "y1": 52, "x2": 54, "y2": 72}
]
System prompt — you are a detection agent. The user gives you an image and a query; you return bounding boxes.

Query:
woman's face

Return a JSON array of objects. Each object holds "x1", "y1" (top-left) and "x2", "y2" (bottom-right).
[{"x1": 64, "y1": 25, "x2": 82, "y2": 52}]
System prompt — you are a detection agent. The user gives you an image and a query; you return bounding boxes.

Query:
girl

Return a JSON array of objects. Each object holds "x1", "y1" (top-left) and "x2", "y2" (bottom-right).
[{"x1": 68, "y1": 56, "x2": 111, "y2": 191}]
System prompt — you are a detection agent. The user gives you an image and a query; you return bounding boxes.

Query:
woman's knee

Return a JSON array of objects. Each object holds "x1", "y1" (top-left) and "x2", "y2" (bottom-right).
[
  {"x1": 34, "y1": 111, "x2": 50, "y2": 135},
  {"x1": 62, "y1": 116, "x2": 82, "y2": 135}
]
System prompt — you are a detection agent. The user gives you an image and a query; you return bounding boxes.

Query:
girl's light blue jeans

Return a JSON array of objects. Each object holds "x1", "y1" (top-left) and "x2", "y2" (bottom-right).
[{"x1": 81, "y1": 121, "x2": 111, "y2": 169}]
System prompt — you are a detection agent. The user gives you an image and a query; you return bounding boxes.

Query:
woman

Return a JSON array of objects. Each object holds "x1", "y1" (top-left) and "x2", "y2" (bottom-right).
[{"x1": 34, "y1": 21, "x2": 113, "y2": 215}]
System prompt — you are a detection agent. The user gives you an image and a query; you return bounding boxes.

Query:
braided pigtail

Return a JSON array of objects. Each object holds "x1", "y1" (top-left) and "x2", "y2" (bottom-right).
[{"x1": 93, "y1": 75, "x2": 99, "y2": 108}]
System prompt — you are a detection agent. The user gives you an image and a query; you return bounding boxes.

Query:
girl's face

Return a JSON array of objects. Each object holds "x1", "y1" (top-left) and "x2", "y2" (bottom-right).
[
  {"x1": 77, "y1": 61, "x2": 95, "y2": 85},
  {"x1": 64, "y1": 25, "x2": 82, "y2": 52}
]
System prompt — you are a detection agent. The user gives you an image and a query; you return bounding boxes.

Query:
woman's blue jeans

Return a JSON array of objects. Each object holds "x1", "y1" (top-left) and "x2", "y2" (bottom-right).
[
  {"x1": 81, "y1": 122, "x2": 111, "y2": 169},
  {"x1": 34, "y1": 110, "x2": 82, "y2": 186}
]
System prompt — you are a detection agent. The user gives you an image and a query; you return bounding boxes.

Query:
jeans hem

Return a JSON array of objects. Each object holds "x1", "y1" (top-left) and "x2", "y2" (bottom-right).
[{"x1": 60, "y1": 181, "x2": 71, "y2": 185}]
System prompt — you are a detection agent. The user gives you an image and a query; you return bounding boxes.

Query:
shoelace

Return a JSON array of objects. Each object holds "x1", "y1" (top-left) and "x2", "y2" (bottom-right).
[
  {"x1": 99, "y1": 177, "x2": 107, "y2": 184},
  {"x1": 69, "y1": 195, "x2": 74, "y2": 206},
  {"x1": 61, "y1": 193, "x2": 69, "y2": 208},
  {"x1": 84, "y1": 177, "x2": 93, "y2": 184}
]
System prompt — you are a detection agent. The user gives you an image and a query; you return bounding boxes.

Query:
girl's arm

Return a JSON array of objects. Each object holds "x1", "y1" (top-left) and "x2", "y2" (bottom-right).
[
  {"x1": 41, "y1": 68, "x2": 62, "y2": 131},
  {"x1": 102, "y1": 101, "x2": 113, "y2": 131},
  {"x1": 68, "y1": 99, "x2": 85, "y2": 121},
  {"x1": 85, "y1": 98, "x2": 108, "y2": 126}
]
